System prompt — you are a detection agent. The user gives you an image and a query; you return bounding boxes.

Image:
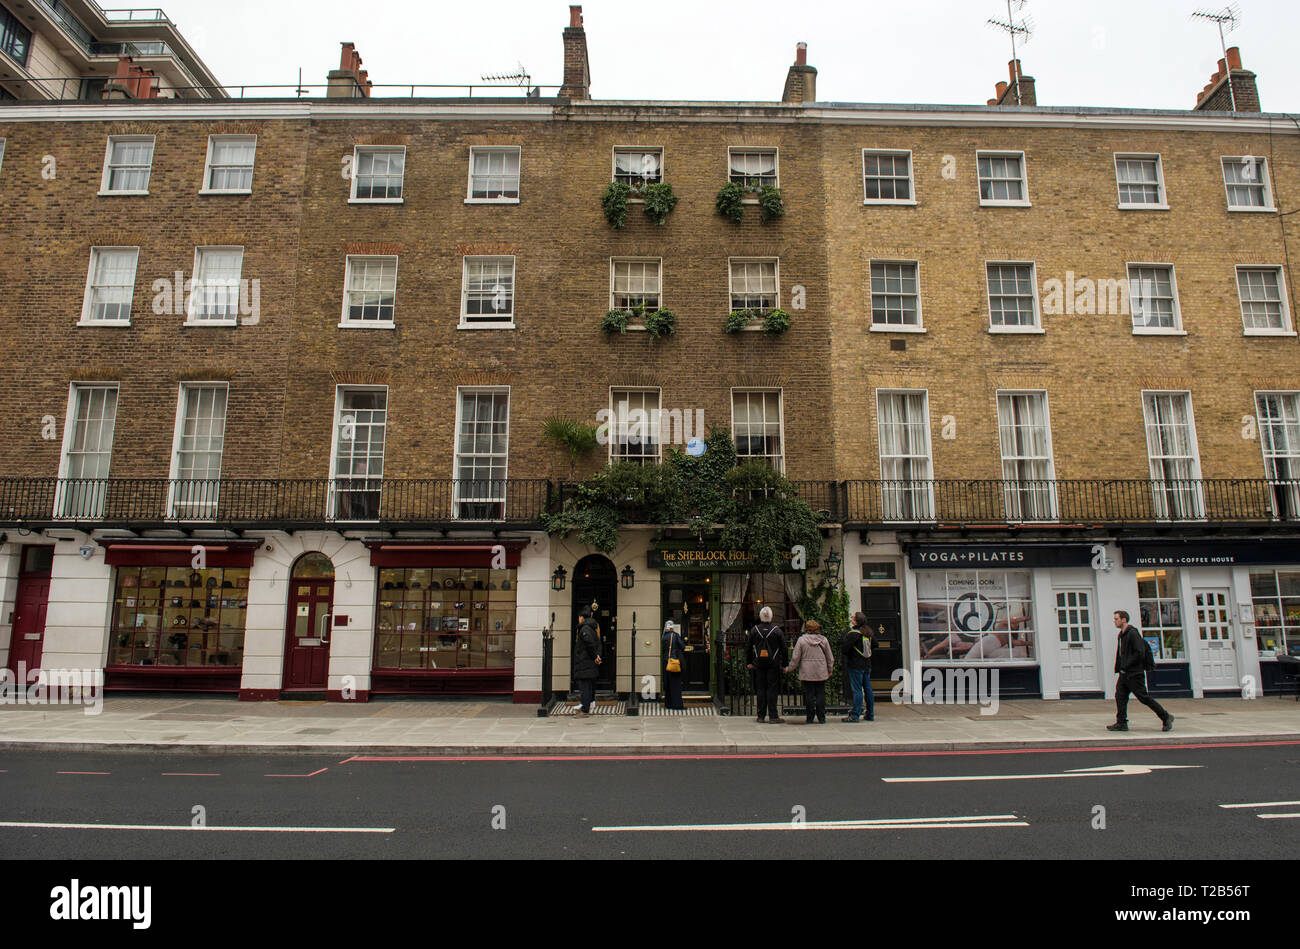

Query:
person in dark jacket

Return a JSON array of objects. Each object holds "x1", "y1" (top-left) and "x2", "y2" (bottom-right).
[
  {"x1": 746, "y1": 606, "x2": 787, "y2": 723},
  {"x1": 1109, "y1": 610, "x2": 1173, "y2": 732},
  {"x1": 572, "y1": 606, "x2": 602, "y2": 717},
  {"x1": 841, "y1": 611, "x2": 875, "y2": 722},
  {"x1": 662, "y1": 620, "x2": 685, "y2": 710}
]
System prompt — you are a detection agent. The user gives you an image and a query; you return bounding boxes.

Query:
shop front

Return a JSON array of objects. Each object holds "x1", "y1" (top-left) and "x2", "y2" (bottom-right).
[{"x1": 1121, "y1": 539, "x2": 1298, "y2": 696}]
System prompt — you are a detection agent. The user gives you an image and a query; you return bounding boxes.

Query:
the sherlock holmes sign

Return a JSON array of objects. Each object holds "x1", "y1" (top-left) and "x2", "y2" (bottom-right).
[
  {"x1": 648, "y1": 544, "x2": 797, "y2": 572},
  {"x1": 909, "y1": 544, "x2": 1096, "y2": 570},
  {"x1": 1122, "y1": 540, "x2": 1300, "y2": 568}
]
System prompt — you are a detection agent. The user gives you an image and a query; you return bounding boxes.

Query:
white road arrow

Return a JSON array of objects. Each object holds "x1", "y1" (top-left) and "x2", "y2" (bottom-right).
[{"x1": 882, "y1": 764, "x2": 1203, "y2": 784}]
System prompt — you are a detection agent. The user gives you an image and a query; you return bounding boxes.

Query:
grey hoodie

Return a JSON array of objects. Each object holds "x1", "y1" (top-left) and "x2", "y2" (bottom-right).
[{"x1": 787, "y1": 632, "x2": 834, "y2": 682}]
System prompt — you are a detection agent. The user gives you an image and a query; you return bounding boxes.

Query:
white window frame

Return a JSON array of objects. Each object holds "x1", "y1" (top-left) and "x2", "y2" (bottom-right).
[
  {"x1": 1114, "y1": 153, "x2": 1168, "y2": 210},
  {"x1": 459, "y1": 255, "x2": 517, "y2": 329},
  {"x1": 1254, "y1": 391, "x2": 1300, "y2": 520},
  {"x1": 167, "y1": 382, "x2": 228, "y2": 519},
  {"x1": 328, "y1": 385, "x2": 388, "y2": 522},
  {"x1": 862, "y1": 149, "x2": 916, "y2": 206},
  {"x1": 1236, "y1": 265, "x2": 1295, "y2": 336},
  {"x1": 730, "y1": 388, "x2": 785, "y2": 472},
  {"x1": 185, "y1": 246, "x2": 244, "y2": 327},
  {"x1": 1141, "y1": 390, "x2": 1205, "y2": 521},
  {"x1": 99, "y1": 135, "x2": 155, "y2": 195},
  {"x1": 868, "y1": 259, "x2": 924, "y2": 333},
  {"x1": 349, "y1": 145, "x2": 406, "y2": 204},
  {"x1": 609, "y1": 257, "x2": 663, "y2": 327},
  {"x1": 79, "y1": 246, "x2": 139, "y2": 326},
  {"x1": 876, "y1": 389, "x2": 935, "y2": 522},
  {"x1": 611, "y1": 146, "x2": 664, "y2": 196},
  {"x1": 985, "y1": 261, "x2": 1042, "y2": 333},
  {"x1": 451, "y1": 386, "x2": 512, "y2": 521},
  {"x1": 340, "y1": 254, "x2": 399, "y2": 329},
  {"x1": 55, "y1": 382, "x2": 119, "y2": 519},
  {"x1": 1221, "y1": 156, "x2": 1275, "y2": 212},
  {"x1": 608, "y1": 387, "x2": 663, "y2": 465},
  {"x1": 727, "y1": 257, "x2": 780, "y2": 325},
  {"x1": 1127, "y1": 262, "x2": 1185, "y2": 335},
  {"x1": 727, "y1": 146, "x2": 779, "y2": 199},
  {"x1": 0, "y1": 139, "x2": 6, "y2": 176},
  {"x1": 465, "y1": 145, "x2": 521, "y2": 204},
  {"x1": 996, "y1": 390, "x2": 1058, "y2": 522},
  {"x1": 976, "y1": 150, "x2": 1030, "y2": 207},
  {"x1": 200, "y1": 134, "x2": 257, "y2": 195}
]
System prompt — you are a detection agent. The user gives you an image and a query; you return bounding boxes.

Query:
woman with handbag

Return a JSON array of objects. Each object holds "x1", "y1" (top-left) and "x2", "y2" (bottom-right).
[{"x1": 662, "y1": 620, "x2": 685, "y2": 710}]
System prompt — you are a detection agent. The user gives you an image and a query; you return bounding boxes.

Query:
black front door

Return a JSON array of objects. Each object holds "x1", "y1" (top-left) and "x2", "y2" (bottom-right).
[
  {"x1": 572, "y1": 555, "x2": 617, "y2": 692},
  {"x1": 663, "y1": 579, "x2": 711, "y2": 693},
  {"x1": 861, "y1": 586, "x2": 903, "y2": 692}
]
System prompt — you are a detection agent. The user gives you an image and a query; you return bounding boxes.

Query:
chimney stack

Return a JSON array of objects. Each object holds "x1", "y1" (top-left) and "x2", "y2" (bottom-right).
[
  {"x1": 328, "y1": 42, "x2": 373, "y2": 98},
  {"x1": 1194, "y1": 46, "x2": 1260, "y2": 112},
  {"x1": 781, "y1": 42, "x2": 817, "y2": 104},
  {"x1": 103, "y1": 55, "x2": 159, "y2": 100},
  {"x1": 560, "y1": 5, "x2": 591, "y2": 100},
  {"x1": 987, "y1": 59, "x2": 1035, "y2": 106}
]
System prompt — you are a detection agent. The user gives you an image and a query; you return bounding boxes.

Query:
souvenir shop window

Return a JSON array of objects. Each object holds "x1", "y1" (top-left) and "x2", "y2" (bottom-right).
[
  {"x1": 110, "y1": 566, "x2": 249, "y2": 667},
  {"x1": 375, "y1": 567, "x2": 516, "y2": 670}
]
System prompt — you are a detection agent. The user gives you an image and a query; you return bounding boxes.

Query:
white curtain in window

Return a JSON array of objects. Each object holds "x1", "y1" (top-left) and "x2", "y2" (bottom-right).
[{"x1": 720, "y1": 573, "x2": 750, "y2": 634}]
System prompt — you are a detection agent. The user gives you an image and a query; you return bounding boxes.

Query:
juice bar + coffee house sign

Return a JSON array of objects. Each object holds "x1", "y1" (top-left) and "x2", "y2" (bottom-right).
[{"x1": 647, "y1": 545, "x2": 797, "y2": 572}]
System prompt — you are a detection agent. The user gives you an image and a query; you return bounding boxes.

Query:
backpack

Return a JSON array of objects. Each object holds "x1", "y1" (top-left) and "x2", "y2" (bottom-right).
[{"x1": 1141, "y1": 636, "x2": 1156, "y2": 672}]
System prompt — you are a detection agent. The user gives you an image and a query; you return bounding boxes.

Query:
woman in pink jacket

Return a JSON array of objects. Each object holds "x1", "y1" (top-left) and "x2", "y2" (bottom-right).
[{"x1": 785, "y1": 619, "x2": 834, "y2": 724}]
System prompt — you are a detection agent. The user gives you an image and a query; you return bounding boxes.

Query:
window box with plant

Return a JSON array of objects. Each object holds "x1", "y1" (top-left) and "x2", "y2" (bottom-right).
[
  {"x1": 725, "y1": 308, "x2": 789, "y2": 335},
  {"x1": 603, "y1": 304, "x2": 676, "y2": 339},
  {"x1": 602, "y1": 179, "x2": 678, "y2": 228}
]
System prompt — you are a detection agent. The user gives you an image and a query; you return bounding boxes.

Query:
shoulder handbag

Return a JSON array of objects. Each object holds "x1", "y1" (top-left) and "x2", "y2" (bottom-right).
[{"x1": 666, "y1": 631, "x2": 682, "y2": 673}]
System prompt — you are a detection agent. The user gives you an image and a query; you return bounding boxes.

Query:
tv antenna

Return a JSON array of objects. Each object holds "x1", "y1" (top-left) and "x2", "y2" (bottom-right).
[
  {"x1": 481, "y1": 63, "x2": 536, "y2": 97},
  {"x1": 1192, "y1": 3, "x2": 1242, "y2": 111},
  {"x1": 987, "y1": 1, "x2": 1035, "y2": 105}
]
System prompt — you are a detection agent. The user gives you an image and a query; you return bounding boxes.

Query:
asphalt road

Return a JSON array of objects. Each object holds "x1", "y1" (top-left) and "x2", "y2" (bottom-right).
[{"x1": 1, "y1": 742, "x2": 1297, "y2": 860}]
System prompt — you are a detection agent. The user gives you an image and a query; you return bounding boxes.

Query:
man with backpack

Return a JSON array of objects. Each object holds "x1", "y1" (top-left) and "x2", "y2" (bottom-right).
[
  {"x1": 841, "y1": 611, "x2": 875, "y2": 722},
  {"x1": 1108, "y1": 609, "x2": 1174, "y2": 732},
  {"x1": 746, "y1": 606, "x2": 788, "y2": 723}
]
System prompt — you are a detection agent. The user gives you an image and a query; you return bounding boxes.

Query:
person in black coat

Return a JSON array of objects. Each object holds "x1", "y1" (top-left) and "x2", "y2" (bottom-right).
[
  {"x1": 662, "y1": 620, "x2": 686, "y2": 710},
  {"x1": 572, "y1": 606, "x2": 602, "y2": 717},
  {"x1": 1108, "y1": 609, "x2": 1173, "y2": 732},
  {"x1": 746, "y1": 606, "x2": 788, "y2": 723}
]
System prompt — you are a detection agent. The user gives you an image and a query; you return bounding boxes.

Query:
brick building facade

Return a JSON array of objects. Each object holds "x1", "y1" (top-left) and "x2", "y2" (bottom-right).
[{"x1": 1, "y1": 8, "x2": 1297, "y2": 706}]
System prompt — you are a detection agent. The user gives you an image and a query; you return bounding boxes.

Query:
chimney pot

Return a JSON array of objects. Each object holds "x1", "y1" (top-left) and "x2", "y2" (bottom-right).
[
  {"x1": 795, "y1": 42, "x2": 807, "y2": 66},
  {"x1": 1226, "y1": 46, "x2": 1242, "y2": 70},
  {"x1": 569, "y1": 5, "x2": 583, "y2": 28},
  {"x1": 1009, "y1": 58, "x2": 1021, "y2": 83},
  {"x1": 996, "y1": 81, "x2": 1008, "y2": 98}
]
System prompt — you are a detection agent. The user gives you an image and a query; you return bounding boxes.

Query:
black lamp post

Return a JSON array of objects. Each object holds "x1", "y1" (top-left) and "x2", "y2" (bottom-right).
[
  {"x1": 825, "y1": 549, "x2": 841, "y2": 588},
  {"x1": 621, "y1": 564, "x2": 635, "y2": 590},
  {"x1": 551, "y1": 565, "x2": 567, "y2": 591}
]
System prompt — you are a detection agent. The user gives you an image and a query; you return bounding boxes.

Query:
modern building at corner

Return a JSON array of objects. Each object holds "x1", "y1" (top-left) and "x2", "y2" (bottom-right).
[{"x1": 0, "y1": 6, "x2": 1297, "y2": 706}]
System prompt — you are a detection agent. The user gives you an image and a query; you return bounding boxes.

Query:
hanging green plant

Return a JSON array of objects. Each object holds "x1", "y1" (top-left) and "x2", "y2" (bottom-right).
[
  {"x1": 602, "y1": 308, "x2": 632, "y2": 334},
  {"x1": 763, "y1": 307, "x2": 791, "y2": 335},
  {"x1": 602, "y1": 181, "x2": 630, "y2": 229},
  {"x1": 716, "y1": 181, "x2": 745, "y2": 224},
  {"x1": 644, "y1": 308, "x2": 676, "y2": 338},
  {"x1": 642, "y1": 182, "x2": 678, "y2": 225},
  {"x1": 758, "y1": 184, "x2": 785, "y2": 222},
  {"x1": 542, "y1": 417, "x2": 600, "y2": 480},
  {"x1": 725, "y1": 309, "x2": 755, "y2": 334}
]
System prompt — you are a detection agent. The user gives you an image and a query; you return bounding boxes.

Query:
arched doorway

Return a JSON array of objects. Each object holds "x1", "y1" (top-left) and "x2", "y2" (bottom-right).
[
  {"x1": 571, "y1": 554, "x2": 617, "y2": 693},
  {"x1": 282, "y1": 552, "x2": 335, "y2": 692}
]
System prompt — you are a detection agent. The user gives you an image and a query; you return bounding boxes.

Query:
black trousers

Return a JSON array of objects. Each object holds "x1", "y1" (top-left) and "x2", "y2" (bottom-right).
[
  {"x1": 577, "y1": 678, "x2": 595, "y2": 712},
  {"x1": 753, "y1": 665, "x2": 781, "y2": 719},
  {"x1": 1115, "y1": 672, "x2": 1168, "y2": 724},
  {"x1": 803, "y1": 680, "x2": 827, "y2": 723},
  {"x1": 664, "y1": 668, "x2": 684, "y2": 709}
]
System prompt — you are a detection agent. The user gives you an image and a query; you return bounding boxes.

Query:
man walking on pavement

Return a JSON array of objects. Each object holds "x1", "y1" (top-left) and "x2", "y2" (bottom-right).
[
  {"x1": 842, "y1": 611, "x2": 875, "y2": 722},
  {"x1": 747, "y1": 606, "x2": 787, "y2": 723},
  {"x1": 1108, "y1": 609, "x2": 1174, "y2": 733}
]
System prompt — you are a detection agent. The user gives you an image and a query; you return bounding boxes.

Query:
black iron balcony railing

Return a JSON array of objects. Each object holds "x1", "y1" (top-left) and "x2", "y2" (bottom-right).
[
  {"x1": 841, "y1": 479, "x2": 1300, "y2": 526},
  {"x1": 0, "y1": 478, "x2": 553, "y2": 528},
  {"x1": 0, "y1": 477, "x2": 1296, "y2": 530}
]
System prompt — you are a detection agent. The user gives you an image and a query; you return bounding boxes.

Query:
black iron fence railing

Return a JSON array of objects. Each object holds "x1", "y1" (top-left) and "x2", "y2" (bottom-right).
[
  {"x1": 0, "y1": 477, "x2": 1295, "y2": 529},
  {"x1": 0, "y1": 478, "x2": 552, "y2": 526},
  {"x1": 718, "y1": 632, "x2": 849, "y2": 717}
]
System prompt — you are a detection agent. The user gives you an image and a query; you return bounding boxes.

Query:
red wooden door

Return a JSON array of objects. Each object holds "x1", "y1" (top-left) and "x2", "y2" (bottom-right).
[
  {"x1": 283, "y1": 579, "x2": 334, "y2": 691},
  {"x1": 8, "y1": 547, "x2": 53, "y2": 678}
]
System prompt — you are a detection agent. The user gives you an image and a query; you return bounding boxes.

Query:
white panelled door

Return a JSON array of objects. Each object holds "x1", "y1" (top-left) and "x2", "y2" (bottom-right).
[
  {"x1": 1193, "y1": 588, "x2": 1238, "y2": 691},
  {"x1": 1056, "y1": 590, "x2": 1102, "y2": 692}
]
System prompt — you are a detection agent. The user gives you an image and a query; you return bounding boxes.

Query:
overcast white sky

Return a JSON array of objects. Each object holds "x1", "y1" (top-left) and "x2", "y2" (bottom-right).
[{"x1": 166, "y1": 0, "x2": 1298, "y2": 111}]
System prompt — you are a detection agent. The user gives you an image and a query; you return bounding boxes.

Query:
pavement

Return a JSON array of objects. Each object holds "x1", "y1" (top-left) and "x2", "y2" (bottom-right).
[{"x1": 0, "y1": 693, "x2": 1297, "y2": 755}]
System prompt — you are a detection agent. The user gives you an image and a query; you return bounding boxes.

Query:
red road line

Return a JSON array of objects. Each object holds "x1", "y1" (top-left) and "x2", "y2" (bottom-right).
[
  {"x1": 264, "y1": 767, "x2": 328, "y2": 778},
  {"x1": 340, "y1": 738, "x2": 1300, "y2": 764},
  {"x1": 56, "y1": 771, "x2": 111, "y2": 775},
  {"x1": 161, "y1": 772, "x2": 221, "y2": 777}
]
